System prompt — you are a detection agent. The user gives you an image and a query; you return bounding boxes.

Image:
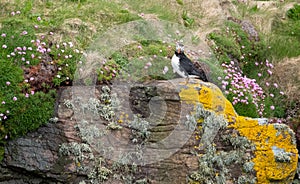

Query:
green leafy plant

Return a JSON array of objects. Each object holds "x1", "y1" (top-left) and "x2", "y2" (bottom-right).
[
  {"x1": 287, "y1": 4, "x2": 300, "y2": 21},
  {"x1": 182, "y1": 10, "x2": 195, "y2": 27}
]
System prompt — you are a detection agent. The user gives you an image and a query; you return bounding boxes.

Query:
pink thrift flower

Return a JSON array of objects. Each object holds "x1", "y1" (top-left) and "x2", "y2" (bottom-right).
[
  {"x1": 16, "y1": 11, "x2": 21, "y2": 14},
  {"x1": 11, "y1": 11, "x2": 15, "y2": 16},
  {"x1": 266, "y1": 82, "x2": 270, "y2": 86},
  {"x1": 6, "y1": 81, "x2": 11, "y2": 85},
  {"x1": 13, "y1": 97, "x2": 17, "y2": 101},
  {"x1": 267, "y1": 69, "x2": 272, "y2": 75},
  {"x1": 163, "y1": 66, "x2": 169, "y2": 75},
  {"x1": 25, "y1": 93, "x2": 29, "y2": 98},
  {"x1": 258, "y1": 73, "x2": 262, "y2": 77},
  {"x1": 146, "y1": 62, "x2": 152, "y2": 67},
  {"x1": 2, "y1": 44, "x2": 7, "y2": 49},
  {"x1": 37, "y1": 16, "x2": 41, "y2": 21},
  {"x1": 137, "y1": 45, "x2": 142, "y2": 49},
  {"x1": 2, "y1": 101, "x2": 5, "y2": 104},
  {"x1": 273, "y1": 83, "x2": 278, "y2": 88},
  {"x1": 280, "y1": 91, "x2": 284, "y2": 95},
  {"x1": 270, "y1": 93, "x2": 274, "y2": 97},
  {"x1": 1, "y1": 33, "x2": 6, "y2": 37},
  {"x1": 270, "y1": 106, "x2": 275, "y2": 110},
  {"x1": 31, "y1": 91, "x2": 34, "y2": 95}
]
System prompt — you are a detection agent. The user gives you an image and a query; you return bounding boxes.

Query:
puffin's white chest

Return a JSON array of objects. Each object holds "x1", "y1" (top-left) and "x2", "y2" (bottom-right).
[{"x1": 171, "y1": 54, "x2": 187, "y2": 78}]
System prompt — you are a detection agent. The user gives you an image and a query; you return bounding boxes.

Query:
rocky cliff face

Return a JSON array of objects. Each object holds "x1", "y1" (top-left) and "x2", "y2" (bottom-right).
[{"x1": 0, "y1": 79, "x2": 297, "y2": 184}]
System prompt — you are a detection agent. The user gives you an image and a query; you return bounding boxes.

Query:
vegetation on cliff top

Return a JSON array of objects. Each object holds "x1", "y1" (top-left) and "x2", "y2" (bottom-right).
[{"x1": 0, "y1": 0, "x2": 299, "y2": 167}]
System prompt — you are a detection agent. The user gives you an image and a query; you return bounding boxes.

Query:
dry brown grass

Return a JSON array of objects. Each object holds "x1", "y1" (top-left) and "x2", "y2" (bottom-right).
[{"x1": 272, "y1": 57, "x2": 300, "y2": 102}]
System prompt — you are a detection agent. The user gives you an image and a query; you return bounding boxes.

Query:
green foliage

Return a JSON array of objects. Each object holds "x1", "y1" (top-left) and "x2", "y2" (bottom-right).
[
  {"x1": 97, "y1": 60, "x2": 120, "y2": 82},
  {"x1": 182, "y1": 10, "x2": 195, "y2": 27},
  {"x1": 5, "y1": 91, "x2": 55, "y2": 138},
  {"x1": 269, "y1": 15, "x2": 300, "y2": 59},
  {"x1": 208, "y1": 21, "x2": 287, "y2": 118},
  {"x1": 287, "y1": 4, "x2": 300, "y2": 21},
  {"x1": 227, "y1": 94, "x2": 259, "y2": 118},
  {"x1": 0, "y1": 21, "x2": 41, "y2": 66},
  {"x1": 176, "y1": 0, "x2": 184, "y2": 5}
]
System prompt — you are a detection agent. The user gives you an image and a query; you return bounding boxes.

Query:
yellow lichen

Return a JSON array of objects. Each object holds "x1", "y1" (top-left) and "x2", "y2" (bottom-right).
[{"x1": 179, "y1": 81, "x2": 298, "y2": 183}]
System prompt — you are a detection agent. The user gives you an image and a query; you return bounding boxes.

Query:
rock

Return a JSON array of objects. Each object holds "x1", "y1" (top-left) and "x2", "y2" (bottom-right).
[{"x1": 0, "y1": 78, "x2": 297, "y2": 184}]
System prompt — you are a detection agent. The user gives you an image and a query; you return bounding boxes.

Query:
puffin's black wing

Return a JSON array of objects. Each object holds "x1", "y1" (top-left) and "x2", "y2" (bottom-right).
[{"x1": 178, "y1": 54, "x2": 208, "y2": 82}]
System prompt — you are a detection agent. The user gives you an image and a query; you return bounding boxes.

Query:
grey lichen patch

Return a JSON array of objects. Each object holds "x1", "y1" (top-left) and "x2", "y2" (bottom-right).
[
  {"x1": 107, "y1": 121, "x2": 123, "y2": 130},
  {"x1": 128, "y1": 115, "x2": 151, "y2": 144},
  {"x1": 87, "y1": 158, "x2": 112, "y2": 183},
  {"x1": 273, "y1": 123, "x2": 297, "y2": 145},
  {"x1": 64, "y1": 99, "x2": 74, "y2": 109},
  {"x1": 59, "y1": 142, "x2": 94, "y2": 166},
  {"x1": 75, "y1": 120, "x2": 107, "y2": 143},
  {"x1": 237, "y1": 175, "x2": 256, "y2": 184},
  {"x1": 272, "y1": 146, "x2": 293, "y2": 163},
  {"x1": 243, "y1": 161, "x2": 255, "y2": 173},
  {"x1": 49, "y1": 117, "x2": 59, "y2": 123},
  {"x1": 188, "y1": 104, "x2": 256, "y2": 184}
]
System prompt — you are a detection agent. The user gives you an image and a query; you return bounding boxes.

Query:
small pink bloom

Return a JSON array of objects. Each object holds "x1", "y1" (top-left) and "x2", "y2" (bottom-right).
[
  {"x1": 11, "y1": 11, "x2": 15, "y2": 16},
  {"x1": 280, "y1": 91, "x2": 284, "y2": 95},
  {"x1": 1, "y1": 33, "x2": 6, "y2": 37},
  {"x1": 162, "y1": 66, "x2": 169, "y2": 75},
  {"x1": 217, "y1": 77, "x2": 222, "y2": 80},
  {"x1": 267, "y1": 69, "x2": 272, "y2": 75},
  {"x1": 2, "y1": 101, "x2": 5, "y2": 104},
  {"x1": 146, "y1": 62, "x2": 152, "y2": 67},
  {"x1": 21, "y1": 31, "x2": 28, "y2": 35},
  {"x1": 258, "y1": 73, "x2": 262, "y2": 77},
  {"x1": 6, "y1": 81, "x2": 11, "y2": 85},
  {"x1": 25, "y1": 93, "x2": 29, "y2": 98},
  {"x1": 270, "y1": 106, "x2": 275, "y2": 110},
  {"x1": 37, "y1": 16, "x2": 42, "y2": 21},
  {"x1": 273, "y1": 83, "x2": 278, "y2": 88},
  {"x1": 13, "y1": 97, "x2": 17, "y2": 101},
  {"x1": 16, "y1": 11, "x2": 21, "y2": 14},
  {"x1": 30, "y1": 77, "x2": 34, "y2": 81},
  {"x1": 31, "y1": 91, "x2": 35, "y2": 95},
  {"x1": 266, "y1": 82, "x2": 270, "y2": 86},
  {"x1": 270, "y1": 93, "x2": 274, "y2": 97},
  {"x1": 2, "y1": 44, "x2": 7, "y2": 49},
  {"x1": 137, "y1": 45, "x2": 142, "y2": 49}
]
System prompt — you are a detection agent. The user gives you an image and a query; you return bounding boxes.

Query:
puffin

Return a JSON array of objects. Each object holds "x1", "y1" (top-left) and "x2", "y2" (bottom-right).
[{"x1": 171, "y1": 43, "x2": 208, "y2": 83}]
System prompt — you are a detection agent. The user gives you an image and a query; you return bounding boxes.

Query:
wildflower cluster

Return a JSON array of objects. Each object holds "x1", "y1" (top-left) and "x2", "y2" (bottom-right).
[
  {"x1": 0, "y1": 11, "x2": 82, "y2": 146},
  {"x1": 218, "y1": 59, "x2": 285, "y2": 117},
  {"x1": 219, "y1": 61, "x2": 265, "y2": 116}
]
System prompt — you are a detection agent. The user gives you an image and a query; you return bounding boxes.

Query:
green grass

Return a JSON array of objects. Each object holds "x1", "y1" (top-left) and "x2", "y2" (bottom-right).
[{"x1": 268, "y1": 16, "x2": 300, "y2": 60}]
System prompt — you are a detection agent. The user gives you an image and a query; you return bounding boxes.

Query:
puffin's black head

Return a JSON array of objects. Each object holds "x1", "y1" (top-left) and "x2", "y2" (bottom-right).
[{"x1": 176, "y1": 42, "x2": 184, "y2": 54}]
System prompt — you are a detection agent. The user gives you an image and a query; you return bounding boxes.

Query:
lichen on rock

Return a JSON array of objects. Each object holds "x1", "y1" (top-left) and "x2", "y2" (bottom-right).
[{"x1": 178, "y1": 78, "x2": 298, "y2": 184}]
